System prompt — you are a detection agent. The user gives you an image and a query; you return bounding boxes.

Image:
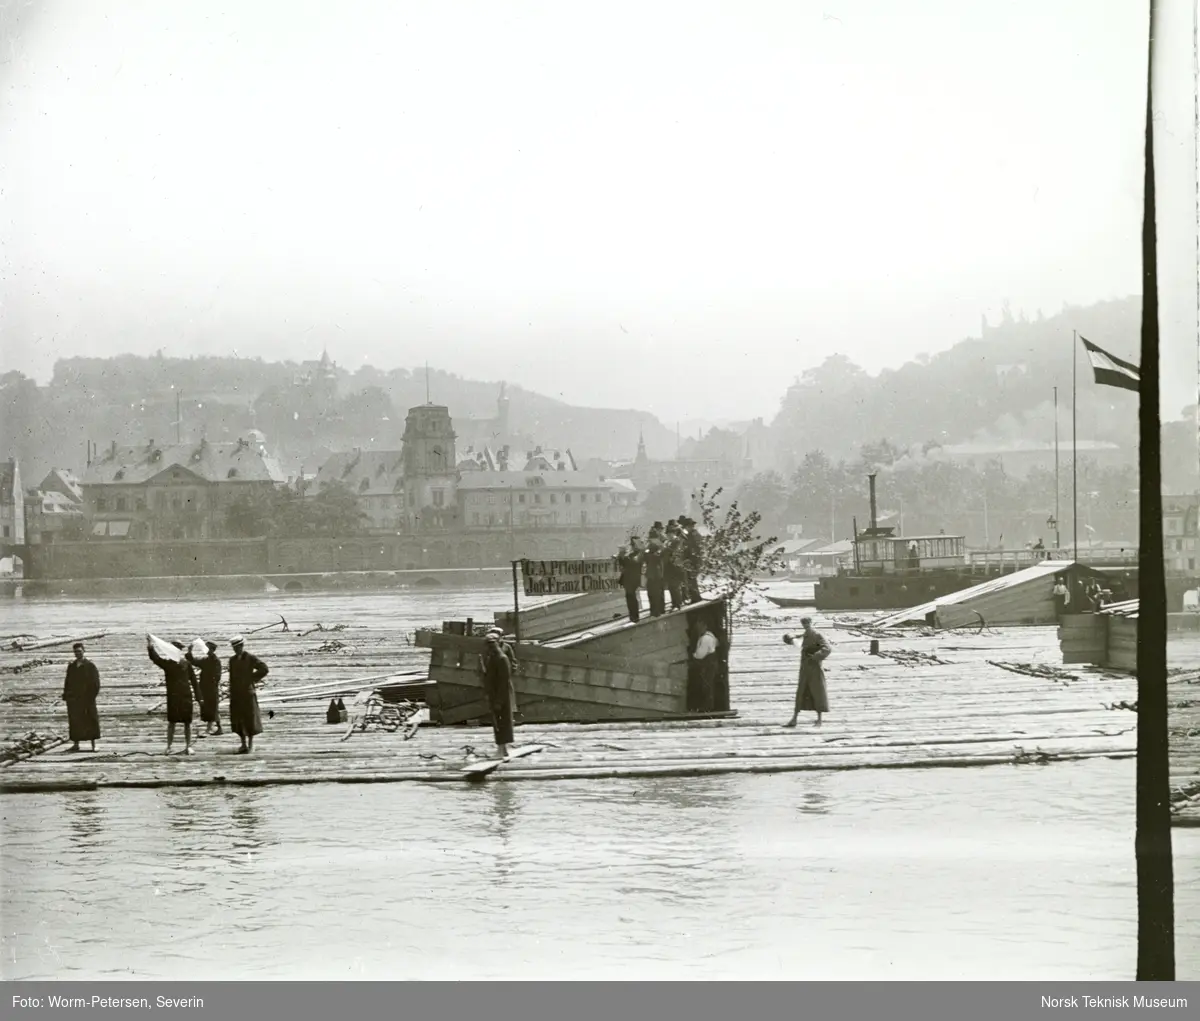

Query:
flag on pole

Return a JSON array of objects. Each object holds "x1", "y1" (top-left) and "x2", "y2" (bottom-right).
[{"x1": 1080, "y1": 336, "x2": 1140, "y2": 392}]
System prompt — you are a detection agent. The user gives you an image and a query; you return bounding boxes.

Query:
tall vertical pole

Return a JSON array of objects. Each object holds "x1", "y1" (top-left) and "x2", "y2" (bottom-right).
[
  {"x1": 510, "y1": 560, "x2": 522, "y2": 646},
  {"x1": 1054, "y1": 387, "x2": 1061, "y2": 548},
  {"x1": 1136, "y1": 0, "x2": 1174, "y2": 980},
  {"x1": 1072, "y1": 330, "x2": 1079, "y2": 561}
]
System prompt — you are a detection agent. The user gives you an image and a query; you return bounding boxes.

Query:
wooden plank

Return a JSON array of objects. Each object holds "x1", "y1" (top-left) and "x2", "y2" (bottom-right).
[
  {"x1": 419, "y1": 629, "x2": 686, "y2": 680},
  {"x1": 431, "y1": 682, "x2": 683, "y2": 725},
  {"x1": 428, "y1": 663, "x2": 685, "y2": 713},
  {"x1": 429, "y1": 650, "x2": 684, "y2": 697},
  {"x1": 494, "y1": 591, "x2": 629, "y2": 640}
]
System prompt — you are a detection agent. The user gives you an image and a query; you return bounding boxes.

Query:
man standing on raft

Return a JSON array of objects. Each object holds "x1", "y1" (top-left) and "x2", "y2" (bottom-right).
[
  {"x1": 480, "y1": 629, "x2": 516, "y2": 759},
  {"x1": 228, "y1": 635, "x2": 268, "y2": 754},
  {"x1": 783, "y1": 617, "x2": 831, "y2": 728}
]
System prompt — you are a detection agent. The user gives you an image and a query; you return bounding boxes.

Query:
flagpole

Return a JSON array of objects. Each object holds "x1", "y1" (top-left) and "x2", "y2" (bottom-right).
[
  {"x1": 1072, "y1": 330, "x2": 1078, "y2": 561},
  {"x1": 1053, "y1": 386, "x2": 1061, "y2": 549},
  {"x1": 1135, "y1": 0, "x2": 1174, "y2": 979}
]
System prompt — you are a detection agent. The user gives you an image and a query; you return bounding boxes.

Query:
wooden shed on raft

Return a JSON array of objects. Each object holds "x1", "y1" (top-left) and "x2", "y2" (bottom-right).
[
  {"x1": 416, "y1": 589, "x2": 735, "y2": 726},
  {"x1": 874, "y1": 560, "x2": 1118, "y2": 630}
]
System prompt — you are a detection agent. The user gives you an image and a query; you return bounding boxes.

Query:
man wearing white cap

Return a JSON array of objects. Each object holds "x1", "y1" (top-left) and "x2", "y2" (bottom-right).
[
  {"x1": 227, "y1": 635, "x2": 268, "y2": 754},
  {"x1": 480, "y1": 628, "x2": 518, "y2": 758}
]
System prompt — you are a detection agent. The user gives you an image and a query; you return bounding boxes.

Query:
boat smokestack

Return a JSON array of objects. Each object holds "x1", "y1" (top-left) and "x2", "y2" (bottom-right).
[{"x1": 868, "y1": 473, "x2": 878, "y2": 531}]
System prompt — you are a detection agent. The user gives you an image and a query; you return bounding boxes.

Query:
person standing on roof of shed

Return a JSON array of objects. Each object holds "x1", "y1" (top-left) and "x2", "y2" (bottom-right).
[
  {"x1": 663, "y1": 519, "x2": 687, "y2": 611},
  {"x1": 618, "y1": 535, "x2": 645, "y2": 622},
  {"x1": 644, "y1": 522, "x2": 667, "y2": 617},
  {"x1": 678, "y1": 516, "x2": 703, "y2": 603}
]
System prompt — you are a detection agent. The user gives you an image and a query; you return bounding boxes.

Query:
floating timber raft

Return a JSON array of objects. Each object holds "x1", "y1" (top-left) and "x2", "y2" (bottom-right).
[
  {"x1": 0, "y1": 598, "x2": 1151, "y2": 796},
  {"x1": 418, "y1": 593, "x2": 733, "y2": 725},
  {"x1": 1055, "y1": 599, "x2": 1200, "y2": 827}
]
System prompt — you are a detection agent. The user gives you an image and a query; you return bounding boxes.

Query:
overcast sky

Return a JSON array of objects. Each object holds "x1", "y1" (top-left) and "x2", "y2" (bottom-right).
[{"x1": 1, "y1": 0, "x2": 1195, "y2": 423}]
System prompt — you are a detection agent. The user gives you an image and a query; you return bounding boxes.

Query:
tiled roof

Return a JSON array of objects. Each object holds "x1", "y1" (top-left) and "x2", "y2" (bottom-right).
[
  {"x1": 313, "y1": 450, "x2": 404, "y2": 497},
  {"x1": 40, "y1": 469, "x2": 84, "y2": 502},
  {"x1": 82, "y1": 440, "x2": 286, "y2": 485},
  {"x1": 457, "y1": 470, "x2": 613, "y2": 491}
]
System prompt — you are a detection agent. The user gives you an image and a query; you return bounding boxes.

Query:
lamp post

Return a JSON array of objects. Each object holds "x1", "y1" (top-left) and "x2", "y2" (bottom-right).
[{"x1": 1047, "y1": 514, "x2": 1059, "y2": 550}]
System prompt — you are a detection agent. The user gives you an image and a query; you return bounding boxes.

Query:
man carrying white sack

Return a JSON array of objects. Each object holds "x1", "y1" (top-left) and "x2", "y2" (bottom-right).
[{"x1": 147, "y1": 633, "x2": 196, "y2": 755}]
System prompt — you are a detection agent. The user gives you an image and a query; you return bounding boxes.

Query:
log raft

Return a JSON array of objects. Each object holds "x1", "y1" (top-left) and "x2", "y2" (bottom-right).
[{"x1": 1, "y1": 613, "x2": 1144, "y2": 795}]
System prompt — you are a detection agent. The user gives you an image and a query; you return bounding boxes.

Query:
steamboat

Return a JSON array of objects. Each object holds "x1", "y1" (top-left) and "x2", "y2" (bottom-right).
[{"x1": 814, "y1": 474, "x2": 1138, "y2": 612}]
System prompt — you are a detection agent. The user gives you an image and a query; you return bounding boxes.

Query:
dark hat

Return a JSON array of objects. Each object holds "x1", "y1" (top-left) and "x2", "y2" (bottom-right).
[
  {"x1": 171, "y1": 641, "x2": 185, "y2": 650},
  {"x1": 652, "y1": 521, "x2": 663, "y2": 529},
  {"x1": 206, "y1": 640, "x2": 218, "y2": 653},
  {"x1": 72, "y1": 642, "x2": 84, "y2": 651}
]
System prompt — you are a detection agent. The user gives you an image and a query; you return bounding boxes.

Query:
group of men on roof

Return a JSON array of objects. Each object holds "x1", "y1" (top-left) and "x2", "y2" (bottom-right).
[{"x1": 616, "y1": 516, "x2": 704, "y2": 623}]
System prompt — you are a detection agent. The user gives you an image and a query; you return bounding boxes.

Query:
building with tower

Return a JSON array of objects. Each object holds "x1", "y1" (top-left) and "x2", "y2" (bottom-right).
[{"x1": 401, "y1": 403, "x2": 460, "y2": 530}]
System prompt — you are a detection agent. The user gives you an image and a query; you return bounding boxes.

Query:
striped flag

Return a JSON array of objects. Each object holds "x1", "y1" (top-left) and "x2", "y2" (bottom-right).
[{"x1": 1080, "y1": 336, "x2": 1140, "y2": 392}]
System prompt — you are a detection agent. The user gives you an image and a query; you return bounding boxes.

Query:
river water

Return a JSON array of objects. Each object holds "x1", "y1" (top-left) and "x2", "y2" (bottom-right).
[{"x1": 2, "y1": 590, "x2": 1198, "y2": 980}]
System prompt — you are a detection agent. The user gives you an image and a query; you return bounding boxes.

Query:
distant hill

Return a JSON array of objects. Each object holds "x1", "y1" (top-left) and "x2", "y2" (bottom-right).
[
  {"x1": 1, "y1": 354, "x2": 679, "y2": 484},
  {"x1": 769, "y1": 297, "x2": 1145, "y2": 469}
]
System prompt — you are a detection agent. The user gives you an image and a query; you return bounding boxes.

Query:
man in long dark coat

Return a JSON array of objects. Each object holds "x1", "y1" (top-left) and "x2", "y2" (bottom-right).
[
  {"x1": 783, "y1": 618, "x2": 831, "y2": 727},
  {"x1": 188, "y1": 640, "x2": 223, "y2": 736},
  {"x1": 679, "y1": 516, "x2": 704, "y2": 603},
  {"x1": 663, "y1": 519, "x2": 687, "y2": 611},
  {"x1": 148, "y1": 638, "x2": 196, "y2": 755},
  {"x1": 63, "y1": 642, "x2": 101, "y2": 753},
  {"x1": 644, "y1": 523, "x2": 667, "y2": 617},
  {"x1": 618, "y1": 536, "x2": 645, "y2": 623},
  {"x1": 228, "y1": 635, "x2": 268, "y2": 754},
  {"x1": 480, "y1": 632, "x2": 516, "y2": 759}
]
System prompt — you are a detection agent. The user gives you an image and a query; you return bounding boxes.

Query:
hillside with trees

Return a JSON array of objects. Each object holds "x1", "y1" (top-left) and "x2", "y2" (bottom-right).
[
  {"x1": 0, "y1": 354, "x2": 680, "y2": 483},
  {"x1": 770, "y1": 298, "x2": 1148, "y2": 470}
]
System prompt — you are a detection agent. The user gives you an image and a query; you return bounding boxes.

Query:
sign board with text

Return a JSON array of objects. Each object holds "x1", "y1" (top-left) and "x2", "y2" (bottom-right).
[{"x1": 520, "y1": 558, "x2": 622, "y2": 596}]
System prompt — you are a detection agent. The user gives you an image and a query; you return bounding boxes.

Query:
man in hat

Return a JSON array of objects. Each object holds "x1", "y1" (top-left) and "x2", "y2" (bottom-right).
[
  {"x1": 187, "y1": 639, "x2": 223, "y2": 736},
  {"x1": 679, "y1": 516, "x2": 704, "y2": 603},
  {"x1": 644, "y1": 521, "x2": 667, "y2": 617},
  {"x1": 228, "y1": 635, "x2": 268, "y2": 754},
  {"x1": 480, "y1": 630, "x2": 516, "y2": 759},
  {"x1": 663, "y1": 519, "x2": 687, "y2": 611},
  {"x1": 617, "y1": 535, "x2": 645, "y2": 623},
  {"x1": 62, "y1": 642, "x2": 101, "y2": 753}
]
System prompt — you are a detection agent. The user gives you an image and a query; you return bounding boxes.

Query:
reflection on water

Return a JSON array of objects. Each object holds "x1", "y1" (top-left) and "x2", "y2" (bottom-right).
[
  {"x1": 2, "y1": 753, "x2": 1198, "y2": 980},
  {"x1": 66, "y1": 792, "x2": 105, "y2": 849}
]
